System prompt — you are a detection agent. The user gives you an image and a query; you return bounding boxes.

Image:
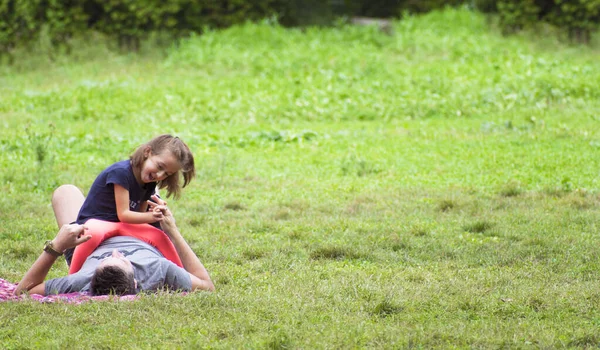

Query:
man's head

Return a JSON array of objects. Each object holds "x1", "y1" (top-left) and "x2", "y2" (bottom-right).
[{"x1": 90, "y1": 249, "x2": 137, "y2": 296}]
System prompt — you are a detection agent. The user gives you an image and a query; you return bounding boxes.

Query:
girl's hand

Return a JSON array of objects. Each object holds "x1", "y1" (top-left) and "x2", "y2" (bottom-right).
[
  {"x1": 147, "y1": 201, "x2": 165, "y2": 222},
  {"x1": 149, "y1": 196, "x2": 173, "y2": 220},
  {"x1": 147, "y1": 199, "x2": 176, "y2": 231},
  {"x1": 152, "y1": 207, "x2": 164, "y2": 222}
]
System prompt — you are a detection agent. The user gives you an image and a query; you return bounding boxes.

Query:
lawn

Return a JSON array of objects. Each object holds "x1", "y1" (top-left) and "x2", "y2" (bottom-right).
[{"x1": 1, "y1": 8, "x2": 600, "y2": 348}]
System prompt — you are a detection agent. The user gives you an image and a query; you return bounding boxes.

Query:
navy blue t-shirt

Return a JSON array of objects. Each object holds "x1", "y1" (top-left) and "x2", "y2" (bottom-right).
[{"x1": 76, "y1": 160, "x2": 156, "y2": 224}]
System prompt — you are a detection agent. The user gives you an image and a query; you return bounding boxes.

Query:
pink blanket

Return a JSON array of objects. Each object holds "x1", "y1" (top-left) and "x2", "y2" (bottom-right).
[{"x1": 0, "y1": 278, "x2": 137, "y2": 304}]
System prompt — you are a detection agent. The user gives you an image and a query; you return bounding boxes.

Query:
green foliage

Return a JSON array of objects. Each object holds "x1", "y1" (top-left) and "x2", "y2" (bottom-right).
[
  {"x1": 0, "y1": 0, "x2": 473, "y2": 54},
  {"x1": 0, "y1": 0, "x2": 280, "y2": 53},
  {"x1": 472, "y1": 0, "x2": 498, "y2": 13},
  {"x1": 277, "y1": 0, "x2": 338, "y2": 26},
  {"x1": 342, "y1": 0, "x2": 466, "y2": 18},
  {"x1": 497, "y1": 0, "x2": 541, "y2": 32},
  {"x1": 496, "y1": 0, "x2": 600, "y2": 43},
  {"x1": 401, "y1": 0, "x2": 465, "y2": 14},
  {"x1": 0, "y1": 0, "x2": 88, "y2": 54},
  {"x1": 343, "y1": 0, "x2": 405, "y2": 18},
  {"x1": 91, "y1": 0, "x2": 180, "y2": 49},
  {"x1": 544, "y1": 0, "x2": 600, "y2": 42},
  {"x1": 90, "y1": 0, "x2": 283, "y2": 49},
  {"x1": 172, "y1": 0, "x2": 281, "y2": 33},
  {"x1": 2, "y1": 0, "x2": 600, "y2": 53},
  {"x1": 0, "y1": 0, "x2": 38, "y2": 53}
]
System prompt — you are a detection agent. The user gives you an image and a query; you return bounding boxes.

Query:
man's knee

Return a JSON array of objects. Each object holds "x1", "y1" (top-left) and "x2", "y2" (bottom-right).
[{"x1": 52, "y1": 184, "x2": 83, "y2": 205}]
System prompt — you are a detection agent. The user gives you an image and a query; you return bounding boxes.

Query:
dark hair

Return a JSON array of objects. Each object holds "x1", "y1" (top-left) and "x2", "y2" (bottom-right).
[
  {"x1": 130, "y1": 134, "x2": 196, "y2": 198},
  {"x1": 90, "y1": 265, "x2": 136, "y2": 296}
]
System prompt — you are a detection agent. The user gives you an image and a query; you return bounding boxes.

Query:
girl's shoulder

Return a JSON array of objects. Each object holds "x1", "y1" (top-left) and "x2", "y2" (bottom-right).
[
  {"x1": 103, "y1": 160, "x2": 132, "y2": 172},
  {"x1": 99, "y1": 160, "x2": 133, "y2": 179}
]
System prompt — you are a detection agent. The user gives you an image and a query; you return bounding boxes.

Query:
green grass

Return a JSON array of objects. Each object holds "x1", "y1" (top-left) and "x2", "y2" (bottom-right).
[{"x1": 2, "y1": 8, "x2": 600, "y2": 348}]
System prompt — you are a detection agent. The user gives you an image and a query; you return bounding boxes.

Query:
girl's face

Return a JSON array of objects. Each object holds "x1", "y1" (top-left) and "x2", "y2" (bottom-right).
[{"x1": 140, "y1": 149, "x2": 180, "y2": 183}]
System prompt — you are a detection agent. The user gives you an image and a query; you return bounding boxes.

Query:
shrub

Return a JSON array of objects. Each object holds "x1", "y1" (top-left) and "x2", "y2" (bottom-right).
[
  {"x1": 497, "y1": 0, "x2": 541, "y2": 33},
  {"x1": 0, "y1": 0, "x2": 280, "y2": 53},
  {"x1": 496, "y1": 0, "x2": 600, "y2": 43},
  {"x1": 543, "y1": 0, "x2": 600, "y2": 43},
  {"x1": 4, "y1": 0, "x2": 598, "y2": 54},
  {"x1": 0, "y1": 0, "x2": 88, "y2": 54}
]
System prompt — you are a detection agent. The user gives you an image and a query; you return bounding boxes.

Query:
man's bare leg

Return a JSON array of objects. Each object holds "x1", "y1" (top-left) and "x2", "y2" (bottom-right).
[{"x1": 52, "y1": 185, "x2": 85, "y2": 228}]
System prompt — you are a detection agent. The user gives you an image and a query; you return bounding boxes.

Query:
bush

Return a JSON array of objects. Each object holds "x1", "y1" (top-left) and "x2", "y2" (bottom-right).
[
  {"x1": 496, "y1": 0, "x2": 541, "y2": 32},
  {"x1": 401, "y1": 0, "x2": 465, "y2": 14},
  {"x1": 343, "y1": 0, "x2": 403, "y2": 18},
  {"x1": 543, "y1": 0, "x2": 600, "y2": 43},
  {"x1": 0, "y1": 0, "x2": 280, "y2": 53},
  {"x1": 4, "y1": 0, "x2": 598, "y2": 54},
  {"x1": 472, "y1": 0, "x2": 498, "y2": 13},
  {"x1": 0, "y1": 0, "x2": 474, "y2": 54},
  {"x1": 343, "y1": 0, "x2": 465, "y2": 18},
  {"x1": 0, "y1": 0, "x2": 89, "y2": 58},
  {"x1": 90, "y1": 0, "x2": 281, "y2": 49},
  {"x1": 496, "y1": 0, "x2": 600, "y2": 43},
  {"x1": 278, "y1": 0, "x2": 338, "y2": 26}
]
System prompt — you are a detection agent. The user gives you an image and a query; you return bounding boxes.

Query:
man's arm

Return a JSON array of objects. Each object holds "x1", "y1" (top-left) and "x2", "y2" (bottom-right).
[
  {"x1": 14, "y1": 224, "x2": 92, "y2": 295},
  {"x1": 149, "y1": 197, "x2": 215, "y2": 292}
]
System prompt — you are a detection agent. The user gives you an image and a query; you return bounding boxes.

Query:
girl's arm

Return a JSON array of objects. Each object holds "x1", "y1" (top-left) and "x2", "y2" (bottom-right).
[
  {"x1": 114, "y1": 184, "x2": 162, "y2": 224},
  {"x1": 139, "y1": 190, "x2": 161, "y2": 214},
  {"x1": 139, "y1": 201, "x2": 149, "y2": 213}
]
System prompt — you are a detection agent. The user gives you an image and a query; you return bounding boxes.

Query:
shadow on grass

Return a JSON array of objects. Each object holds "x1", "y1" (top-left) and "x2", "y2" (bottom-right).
[
  {"x1": 372, "y1": 299, "x2": 404, "y2": 317},
  {"x1": 310, "y1": 245, "x2": 370, "y2": 261},
  {"x1": 462, "y1": 220, "x2": 494, "y2": 234}
]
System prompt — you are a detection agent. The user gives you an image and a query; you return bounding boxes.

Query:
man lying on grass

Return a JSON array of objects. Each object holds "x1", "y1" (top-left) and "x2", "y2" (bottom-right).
[{"x1": 14, "y1": 185, "x2": 214, "y2": 296}]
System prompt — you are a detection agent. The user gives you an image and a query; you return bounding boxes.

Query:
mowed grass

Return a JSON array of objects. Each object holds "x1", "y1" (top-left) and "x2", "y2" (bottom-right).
[{"x1": 1, "y1": 8, "x2": 600, "y2": 348}]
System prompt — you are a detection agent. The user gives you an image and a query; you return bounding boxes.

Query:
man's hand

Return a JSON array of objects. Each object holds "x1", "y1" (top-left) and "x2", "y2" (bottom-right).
[
  {"x1": 52, "y1": 224, "x2": 92, "y2": 253},
  {"x1": 147, "y1": 195, "x2": 214, "y2": 291},
  {"x1": 151, "y1": 207, "x2": 165, "y2": 222},
  {"x1": 14, "y1": 224, "x2": 92, "y2": 296}
]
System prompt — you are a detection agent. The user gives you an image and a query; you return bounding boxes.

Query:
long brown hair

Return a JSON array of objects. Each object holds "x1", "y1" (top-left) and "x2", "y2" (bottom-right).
[{"x1": 130, "y1": 134, "x2": 196, "y2": 198}]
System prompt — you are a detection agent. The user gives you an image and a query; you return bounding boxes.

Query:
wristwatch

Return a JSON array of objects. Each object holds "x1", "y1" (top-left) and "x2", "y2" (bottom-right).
[{"x1": 43, "y1": 240, "x2": 63, "y2": 257}]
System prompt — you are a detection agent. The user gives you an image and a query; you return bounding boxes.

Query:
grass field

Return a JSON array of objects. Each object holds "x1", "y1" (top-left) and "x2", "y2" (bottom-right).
[{"x1": 1, "y1": 8, "x2": 600, "y2": 348}]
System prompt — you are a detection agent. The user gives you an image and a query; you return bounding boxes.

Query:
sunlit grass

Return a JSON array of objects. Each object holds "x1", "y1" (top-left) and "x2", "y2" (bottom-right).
[{"x1": 1, "y1": 8, "x2": 600, "y2": 348}]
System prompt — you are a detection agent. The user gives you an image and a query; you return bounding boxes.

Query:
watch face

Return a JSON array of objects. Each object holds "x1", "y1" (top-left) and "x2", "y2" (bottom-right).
[{"x1": 44, "y1": 241, "x2": 62, "y2": 257}]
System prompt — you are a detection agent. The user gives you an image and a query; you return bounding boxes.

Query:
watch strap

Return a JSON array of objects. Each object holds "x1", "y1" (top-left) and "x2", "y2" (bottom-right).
[{"x1": 44, "y1": 240, "x2": 63, "y2": 257}]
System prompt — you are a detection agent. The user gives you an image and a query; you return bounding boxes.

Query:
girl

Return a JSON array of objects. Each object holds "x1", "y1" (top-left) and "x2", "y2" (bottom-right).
[{"x1": 65, "y1": 134, "x2": 195, "y2": 264}]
